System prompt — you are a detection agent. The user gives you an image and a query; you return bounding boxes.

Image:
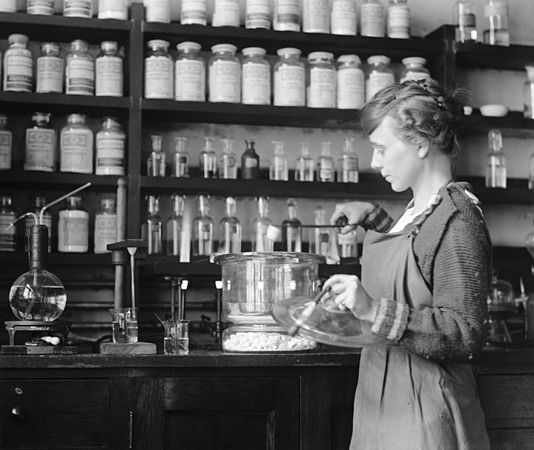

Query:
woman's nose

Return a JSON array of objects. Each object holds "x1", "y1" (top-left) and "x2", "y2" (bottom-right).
[{"x1": 370, "y1": 150, "x2": 382, "y2": 171}]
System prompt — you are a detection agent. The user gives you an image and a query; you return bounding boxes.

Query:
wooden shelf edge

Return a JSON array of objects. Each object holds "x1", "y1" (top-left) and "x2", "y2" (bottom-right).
[
  {"x1": 0, "y1": 11, "x2": 132, "y2": 30},
  {"x1": 0, "y1": 172, "x2": 123, "y2": 190},
  {"x1": 0, "y1": 252, "x2": 113, "y2": 266}
]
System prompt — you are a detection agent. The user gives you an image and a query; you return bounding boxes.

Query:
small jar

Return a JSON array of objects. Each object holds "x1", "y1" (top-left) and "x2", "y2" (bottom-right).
[
  {"x1": 365, "y1": 55, "x2": 394, "y2": 101},
  {"x1": 0, "y1": 196, "x2": 17, "y2": 252},
  {"x1": 95, "y1": 117, "x2": 125, "y2": 175},
  {"x1": 94, "y1": 197, "x2": 117, "y2": 254},
  {"x1": 27, "y1": 0, "x2": 54, "y2": 15},
  {"x1": 145, "y1": 39, "x2": 174, "y2": 99},
  {"x1": 98, "y1": 0, "x2": 128, "y2": 19},
  {"x1": 181, "y1": 0, "x2": 207, "y2": 25},
  {"x1": 96, "y1": 41, "x2": 123, "y2": 97},
  {"x1": 337, "y1": 54, "x2": 365, "y2": 109},
  {"x1": 172, "y1": 136, "x2": 189, "y2": 177},
  {"x1": 63, "y1": 0, "x2": 93, "y2": 18},
  {"x1": 400, "y1": 57, "x2": 430, "y2": 83},
  {"x1": 3, "y1": 34, "x2": 33, "y2": 92},
  {"x1": 209, "y1": 43, "x2": 240, "y2": 103},
  {"x1": 274, "y1": 47, "x2": 305, "y2": 107},
  {"x1": 245, "y1": 0, "x2": 271, "y2": 29},
  {"x1": 523, "y1": 65, "x2": 534, "y2": 119},
  {"x1": 387, "y1": 0, "x2": 410, "y2": 39},
  {"x1": 24, "y1": 112, "x2": 56, "y2": 172},
  {"x1": 58, "y1": 196, "x2": 89, "y2": 253},
  {"x1": 273, "y1": 0, "x2": 300, "y2": 32},
  {"x1": 212, "y1": 0, "x2": 240, "y2": 27},
  {"x1": 242, "y1": 47, "x2": 271, "y2": 105},
  {"x1": 144, "y1": 0, "x2": 170, "y2": 23},
  {"x1": 302, "y1": 0, "x2": 329, "y2": 33},
  {"x1": 307, "y1": 51, "x2": 336, "y2": 108},
  {"x1": 175, "y1": 41, "x2": 205, "y2": 102},
  {"x1": 36, "y1": 42, "x2": 64, "y2": 94},
  {"x1": 60, "y1": 114, "x2": 94, "y2": 174},
  {"x1": 331, "y1": 0, "x2": 357, "y2": 35},
  {"x1": 0, "y1": 114, "x2": 13, "y2": 170},
  {"x1": 65, "y1": 39, "x2": 95, "y2": 96},
  {"x1": 0, "y1": 1, "x2": 17, "y2": 12},
  {"x1": 360, "y1": 0, "x2": 385, "y2": 38}
]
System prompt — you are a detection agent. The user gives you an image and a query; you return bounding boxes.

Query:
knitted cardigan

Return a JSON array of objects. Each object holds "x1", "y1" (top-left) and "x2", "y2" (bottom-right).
[{"x1": 363, "y1": 182, "x2": 492, "y2": 362}]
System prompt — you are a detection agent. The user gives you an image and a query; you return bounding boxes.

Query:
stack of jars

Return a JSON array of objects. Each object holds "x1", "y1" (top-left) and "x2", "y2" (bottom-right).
[{"x1": 0, "y1": 0, "x2": 129, "y2": 19}]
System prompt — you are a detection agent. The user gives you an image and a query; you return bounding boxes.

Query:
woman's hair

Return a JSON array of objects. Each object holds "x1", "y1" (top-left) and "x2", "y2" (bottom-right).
[{"x1": 360, "y1": 80, "x2": 468, "y2": 157}]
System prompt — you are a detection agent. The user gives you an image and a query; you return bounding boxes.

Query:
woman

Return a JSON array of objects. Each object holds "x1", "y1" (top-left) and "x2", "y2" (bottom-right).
[{"x1": 323, "y1": 80, "x2": 491, "y2": 449}]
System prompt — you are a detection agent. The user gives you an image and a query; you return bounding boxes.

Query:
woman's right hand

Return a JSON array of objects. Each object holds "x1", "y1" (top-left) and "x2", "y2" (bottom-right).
[{"x1": 330, "y1": 201, "x2": 376, "y2": 233}]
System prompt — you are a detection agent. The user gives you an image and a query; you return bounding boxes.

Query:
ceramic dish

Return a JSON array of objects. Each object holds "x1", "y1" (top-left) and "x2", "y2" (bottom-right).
[{"x1": 480, "y1": 104, "x2": 508, "y2": 117}]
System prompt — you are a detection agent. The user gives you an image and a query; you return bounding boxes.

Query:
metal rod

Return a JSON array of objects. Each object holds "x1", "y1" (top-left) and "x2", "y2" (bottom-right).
[
  {"x1": 40, "y1": 182, "x2": 92, "y2": 224},
  {"x1": 127, "y1": 247, "x2": 137, "y2": 310}
]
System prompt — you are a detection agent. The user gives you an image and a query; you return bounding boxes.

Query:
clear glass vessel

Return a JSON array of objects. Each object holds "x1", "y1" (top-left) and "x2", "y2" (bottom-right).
[
  {"x1": 0, "y1": 195, "x2": 17, "y2": 252},
  {"x1": 63, "y1": 0, "x2": 93, "y2": 17},
  {"x1": 213, "y1": 0, "x2": 240, "y2": 27},
  {"x1": 144, "y1": 0, "x2": 170, "y2": 23},
  {"x1": 331, "y1": 0, "x2": 357, "y2": 35},
  {"x1": 337, "y1": 136, "x2": 359, "y2": 183},
  {"x1": 60, "y1": 113, "x2": 94, "y2": 174},
  {"x1": 142, "y1": 194, "x2": 163, "y2": 255},
  {"x1": 245, "y1": 0, "x2": 271, "y2": 29},
  {"x1": 27, "y1": 0, "x2": 54, "y2": 15},
  {"x1": 387, "y1": 0, "x2": 410, "y2": 39},
  {"x1": 219, "y1": 138, "x2": 238, "y2": 179},
  {"x1": 147, "y1": 134, "x2": 166, "y2": 177},
  {"x1": 523, "y1": 65, "x2": 534, "y2": 119},
  {"x1": 94, "y1": 196, "x2": 117, "y2": 254},
  {"x1": 58, "y1": 196, "x2": 89, "y2": 253},
  {"x1": 455, "y1": 0, "x2": 477, "y2": 43},
  {"x1": 365, "y1": 55, "x2": 395, "y2": 102},
  {"x1": 295, "y1": 142, "x2": 314, "y2": 182},
  {"x1": 218, "y1": 196, "x2": 242, "y2": 254},
  {"x1": 200, "y1": 137, "x2": 217, "y2": 178},
  {"x1": 273, "y1": 0, "x2": 300, "y2": 31},
  {"x1": 317, "y1": 141, "x2": 335, "y2": 182},
  {"x1": 274, "y1": 48, "x2": 305, "y2": 107},
  {"x1": 95, "y1": 117, "x2": 125, "y2": 175},
  {"x1": 400, "y1": 57, "x2": 430, "y2": 83},
  {"x1": 485, "y1": 129, "x2": 507, "y2": 188},
  {"x1": 96, "y1": 41, "x2": 123, "y2": 97},
  {"x1": 25, "y1": 196, "x2": 52, "y2": 253},
  {"x1": 65, "y1": 39, "x2": 94, "y2": 96},
  {"x1": 166, "y1": 193, "x2": 185, "y2": 257},
  {"x1": 36, "y1": 42, "x2": 63, "y2": 94},
  {"x1": 175, "y1": 41, "x2": 205, "y2": 102},
  {"x1": 337, "y1": 54, "x2": 364, "y2": 110},
  {"x1": 172, "y1": 136, "x2": 189, "y2": 177},
  {"x1": 360, "y1": 0, "x2": 385, "y2": 37},
  {"x1": 193, "y1": 194, "x2": 214, "y2": 257},
  {"x1": 145, "y1": 39, "x2": 174, "y2": 99},
  {"x1": 310, "y1": 206, "x2": 332, "y2": 260},
  {"x1": 241, "y1": 47, "x2": 271, "y2": 105},
  {"x1": 25, "y1": 112, "x2": 56, "y2": 172},
  {"x1": 282, "y1": 198, "x2": 302, "y2": 252},
  {"x1": 252, "y1": 196, "x2": 272, "y2": 252},
  {"x1": 209, "y1": 43, "x2": 240, "y2": 103},
  {"x1": 3, "y1": 34, "x2": 32, "y2": 92},
  {"x1": 302, "y1": 0, "x2": 329, "y2": 33},
  {"x1": 0, "y1": 114, "x2": 13, "y2": 170},
  {"x1": 241, "y1": 139, "x2": 260, "y2": 179},
  {"x1": 307, "y1": 51, "x2": 336, "y2": 108},
  {"x1": 181, "y1": 0, "x2": 207, "y2": 25},
  {"x1": 529, "y1": 151, "x2": 534, "y2": 190},
  {"x1": 269, "y1": 140, "x2": 288, "y2": 181},
  {"x1": 97, "y1": 0, "x2": 128, "y2": 19},
  {"x1": 483, "y1": 0, "x2": 509, "y2": 46}
]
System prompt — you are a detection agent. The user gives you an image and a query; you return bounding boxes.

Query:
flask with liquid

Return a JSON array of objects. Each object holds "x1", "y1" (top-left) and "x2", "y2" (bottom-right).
[
  {"x1": 25, "y1": 112, "x2": 56, "y2": 172},
  {"x1": 193, "y1": 194, "x2": 214, "y2": 257},
  {"x1": 337, "y1": 54, "x2": 365, "y2": 110},
  {"x1": 200, "y1": 137, "x2": 217, "y2": 178},
  {"x1": 242, "y1": 47, "x2": 271, "y2": 105},
  {"x1": 0, "y1": 195, "x2": 17, "y2": 252},
  {"x1": 219, "y1": 138, "x2": 238, "y2": 179},
  {"x1": 96, "y1": 41, "x2": 123, "y2": 97},
  {"x1": 274, "y1": 48, "x2": 305, "y2": 107},
  {"x1": 36, "y1": 42, "x2": 64, "y2": 94},
  {"x1": 95, "y1": 117, "x2": 125, "y2": 175},
  {"x1": 282, "y1": 198, "x2": 302, "y2": 252},
  {"x1": 331, "y1": 0, "x2": 357, "y2": 35},
  {"x1": 483, "y1": 0, "x2": 509, "y2": 46},
  {"x1": 60, "y1": 113, "x2": 94, "y2": 174},
  {"x1": 212, "y1": 0, "x2": 240, "y2": 27},
  {"x1": 241, "y1": 139, "x2": 260, "y2": 179},
  {"x1": 175, "y1": 41, "x2": 205, "y2": 102},
  {"x1": 269, "y1": 140, "x2": 288, "y2": 181},
  {"x1": 166, "y1": 193, "x2": 185, "y2": 257},
  {"x1": 3, "y1": 34, "x2": 33, "y2": 92},
  {"x1": 218, "y1": 196, "x2": 241, "y2": 254},
  {"x1": 252, "y1": 196, "x2": 272, "y2": 252},
  {"x1": 145, "y1": 40, "x2": 174, "y2": 99},
  {"x1": 172, "y1": 136, "x2": 189, "y2": 177},
  {"x1": 317, "y1": 141, "x2": 335, "y2": 182},
  {"x1": 142, "y1": 194, "x2": 163, "y2": 255},
  {"x1": 94, "y1": 197, "x2": 117, "y2": 254},
  {"x1": 24, "y1": 196, "x2": 52, "y2": 253},
  {"x1": 66, "y1": 40, "x2": 95, "y2": 96},
  {"x1": 295, "y1": 142, "x2": 314, "y2": 182},
  {"x1": 209, "y1": 43, "x2": 240, "y2": 103},
  {"x1": 485, "y1": 129, "x2": 507, "y2": 188},
  {"x1": 58, "y1": 196, "x2": 89, "y2": 253},
  {"x1": 338, "y1": 137, "x2": 359, "y2": 183},
  {"x1": 455, "y1": 0, "x2": 477, "y2": 43},
  {"x1": 0, "y1": 114, "x2": 13, "y2": 170},
  {"x1": 147, "y1": 134, "x2": 166, "y2": 177}
]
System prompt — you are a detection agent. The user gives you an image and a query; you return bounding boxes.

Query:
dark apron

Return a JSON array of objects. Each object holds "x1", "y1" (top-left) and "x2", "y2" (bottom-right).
[{"x1": 350, "y1": 229, "x2": 490, "y2": 450}]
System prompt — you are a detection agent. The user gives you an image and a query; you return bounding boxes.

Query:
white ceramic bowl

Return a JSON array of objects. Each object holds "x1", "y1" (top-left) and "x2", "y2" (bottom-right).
[{"x1": 480, "y1": 104, "x2": 508, "y2": 117}]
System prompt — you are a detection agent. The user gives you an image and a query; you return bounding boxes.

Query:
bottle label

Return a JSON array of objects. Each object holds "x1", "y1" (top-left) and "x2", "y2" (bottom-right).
[
  {"x1": 94, "y1": 213, "x2": 118, "y2": 254},
  {"x1": 63, "y1": 0, "x2": 93, "y2": 17},
  {"x1": 244, "y1": 157, "x2": 258, "y2": 168},
  {"x1": 0, "y1": 212, "x2": 16, "y2": 251},
  {"x1": 337, "y1": 67, "x2": 364, "y2": 109},
  {"x1": 400, "y1": 71, "x2": 430, "y2": 84},
  {"x1": 360, "y1": 3, "x2": 385, "y2": 37},
  {"x1": 25, "y1": 216, "x2": 52, "y2": 252},
  {"x1": 145, "y1": 56, "x2": 174, "y2": 99},
  {"x1": 4, "y1": 50, "x2": 33, "y2": 91},
  {"x1": 36, "y1": 56, "x2": 64, "y2": 93},
  {"x1": 27, "y1": 0, "x2": 54, "y2": 14},
  {"x1": 273, "y1": 0, "x2": 300, "y2": 31},
  {"x1": 145, "y1": 0, "x2": 170, "y2": 23},
  {"x1": 246, "y1": 0, "x2": 271, "y2": 29},
  {"x1": 25, "y1": 129, "x2": 56, "y2": 172},
  {"x1": 58, "y1": 211, "x2": 89, "y2": 252},
  {"x1": 98, "y1": 0, "x2": 127, "y2": 19},
  {"x1": 209, "y1": 60, "x2": 240, "y2": 103},
  {"x1": 96, "y1": 133, "x2": 125, "y2": 175},
  {"x1": 388, "y1": 4, "x2": 410, "y2": 38},
  {"x1": 60, "y1": 128, "x2": 94, "y2": 173},
  {"x1": 66, "y1": 58, "x2": 95, "y2": 95},
  {"x1": 366, "y1": 72, "x2": 395, "y2": 101},
  {"x1": 96, "y1": 55, "x2": 123, "y2": 96},
  {"x1": 212, "y1": 0, "x2": 240, "y2": 27},
  {"x1": 331, "y1": 0, "x2": 357, "y2": 35},
  {"x1": 274, "y1": 65, "x2": 305, "y2": 106},
  {"x1": 242, "y1": 62, "x2": 271, "y2": 104},
  {"x1": 175, "y1": 59, "x2": 205, "y2": 101},
  {"x1": 308, "y1": 67, "x2": 336, "y2": 108},
  {"x1": 0, "y1": 130, "x2": 12, "y2": 169},
  {"x1": 181, "y1": 0, "x2": 207, "y2": 24}
]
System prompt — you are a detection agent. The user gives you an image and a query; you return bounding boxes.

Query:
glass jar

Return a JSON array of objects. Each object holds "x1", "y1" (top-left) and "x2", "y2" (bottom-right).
[
  {"x1": 94, "y1": 196, "x2": 117, "y2": 254},
  {"x1": 241, "y1": 139, "x2": 260, "y2": 179},
  {"x1": 166, "y1": 193, "x2": 185, "y2": 257},
  {"x1": 365, "y1": 55, "x2": 394, "y2": 101},
  {"x1": 485, "y1": 129, "x2": 507, "y2": 188},
  {"x1": 58, "y1": 196, "x2": 89, "y2": 253},
  {"x1": 400, "y1": 57, "x2": 430, "y2": 83},
  {"x1": 171, "y1": 136, "x2": 189, "y2": 177},
  {"x1": 274, "y1": 47, "x2": 305, "y2": 107},
  {"x1": 181, "y1": 0, "x2": 207, "y2": 25},
  {"x1": 242, "y1": 47, "x2": 271, "y2": 105},
  {"x1": 529, "y1": 152, "x2": 534, "y2": 190},
  {"x1": 0, "y1": 195, "x2": 16, "y2": 252},
  {"x1": 3, "y1": 34, "x2": 32, "y2": 92},
  {"x1": 143, "y1": 194, "x2": 163, "y2": 255},
  {"x1": 269, "y1": 140, "x2": 288, "y2": 181},
  {"x1": 24, "y1": 112, "x2": 56, "y2": 172},
  {"x1": 95, "y1": 117, "x2": 125, "y2": 175},
  {"x1": 60, "y1": 114, "x2": 93, "y2": 174},
  {"x1": 483, "y1": 0, "x2": 509, "y2": 46},
  {"x1": 36, "y1": 42, "x2": 64, "y2": 94},
  {"x1": 273, "y1": 0, "x2": 300, "y2": 31},
  {"x1": 63, "y1": 0, "x2": 93, "y2": 18},
  {"x1": 317, "y1": 141, "x2": 335, "y2": 182},
  {"x1": 144, "y1": 0, "x2": 170, "y2": 23},
  {"x1": 96, "y1": 41, "x2": 123, "y2": 97},
  {"x1": 0, "y1": 0, "x2": 17, "y2": 12},
  {"x1": 360, "y1": 0, "x2": 385, "y2": 37},
  {"x1": 523, "y1": 65, "x2": 534, "y2": 119},
  {"x1": 245, "y1": 0, "x2": 271, "y2": 29},
  {"x1": 66, "y1": 39, "x2": 95, "y2": 96},
  {"x1": 337, "y1": 54, "x2": 364, "y2": 109},
  {"x1": 145, "y1": 39, "x2": 174, "y2": 99},
  {"x1": 302, "y1": 0, "x2": 329, "y2": 33},
  {"x1": 387, "y1": 0, "x2": 410, "y2": 39},
  {"x1": 193, "y1": 194, "x2": 214, "y2": 257},
  {"x1": 209, "y1": 43, "x2": 240, "y2": 103},
  {"x1": 175, "y1": 41, "x2": 205, "y2": 102},
  {"x1": 212, "y1": 0, "x2": 240, "y2": 27},
  {"x1": 0, "y1": 114, "x2": 13, "y2": 170},
  {"x1": 294, "y1": 142, "x2": 314, "y2": 181},
  {"x1": 455, "y1": 0, "x2": 478, "y2": 43},
  {"x1": 27, "y1": 0, "x2": 54, "y2": 15},
  {"x1": 219, "y1": 138, "x2": 238, "y2": 179},
  {"x1": 337, "y1": 136, "x2": 359, "y2": 183},
  {"x1": 146, "y1": 134, "x2": 166, "y2": 177},
  {"x1": 98, "y1": 0, "x2": 128, "y2": 19},
  {"x1": 331, "y1": 0, "x2": 357, "y2": 35},
  {"x1": 307, "y1": 51, "x2": 336, "y2": 108},
  {"x1": 24, "y1": 196, "x2": 52, "y2": 253}
]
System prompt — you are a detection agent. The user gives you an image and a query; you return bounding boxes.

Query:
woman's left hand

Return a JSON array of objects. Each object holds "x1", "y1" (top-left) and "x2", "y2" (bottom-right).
[{"x1": 322, "y1": 274, "x2": 379, "y2": 323}]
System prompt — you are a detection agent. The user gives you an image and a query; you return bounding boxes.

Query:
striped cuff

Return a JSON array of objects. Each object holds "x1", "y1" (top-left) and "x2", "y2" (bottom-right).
[
  {"x1": 371, "y1": 298, "x2": 409, "y2": 342},
  {"x1": 361, "y1": 205, "x2": 393, "y2": 232}
]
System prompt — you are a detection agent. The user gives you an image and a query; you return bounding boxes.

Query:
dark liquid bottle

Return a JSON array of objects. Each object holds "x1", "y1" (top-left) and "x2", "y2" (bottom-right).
[{"x1": 241, "y1": 139, "x2": 260, "y2": 179}]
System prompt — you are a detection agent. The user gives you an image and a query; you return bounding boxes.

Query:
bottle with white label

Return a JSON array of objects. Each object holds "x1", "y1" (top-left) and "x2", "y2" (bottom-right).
[
  {"x1": 145, "y1": 39, "x2": 174, "y2": 99},
  {"x1": 0, "y1": 196, "x2": 17, "y2": 252},
  {"x1": 175, "y1": 41, "x2": 205, "y2": 102},
  {"x1": 181, "y1": 0, "x2": 207, "y2": 25},
  {"x1": 94, "y1": 197, "x2": 117, "y2": 254},
  {"x1": 3, "y1": 34, "x2": 33, "y2": 92},
  {"x1": 144, "y1": 0, "x2": 170, "y2": 23},
  {"x1": 0, "y1": 0, "x2": 17, "y2": 12},
  {"x1": 58, "y1": 196, "x2": 89, "y2": 253},
  {"x1": 95, "y1": 117, "x2": 125, "y2": 175},
  {"x1": 387, "y1": 0, "x2": 410, "y2": 39},
  {"x1": 400, "y1": 57, "x2": 430, "y2": 83},
  {"x1": 212, "y1": 0, "x2": 240, "y2": 27},
  {"x1": 302, "y1": 0, "x2": 329, "y2": 33},
  {"x1": 27, "y1": 0, "x2": 54, "y2": 15},
  {"x1": 337, "y1": 136, "x2": 359, "y2": 183},
  {"x1": 273, "y1": 0, "x2": 300, "y2": 31},
  {"x1": 331, "y1": 0, "x2": 357, "y2": 35},
  {"x1": 0, "y1": 115, "x2": 13, "y2": 171},
  {"x1": 365, "y1": 55, "x2": 394, "y2": 101},
  {"x1": 242, "y1": 47, "x2": 271, "y2": 105},
  {"x1": 24, "y1": 112, "x2": 56, "y2": 172},
  {"x1": 25, "y1": 196, "x2": 52, "y2": 253},
  {"x1": 269, "y1": 140, "x2": 288, "y2": 181},
  {"x1": 274, "y1": 47, "x2": 305, "y2": 107},
  {"x1": 455, "y1": 1, "x2": 477, "y2": 43},
  {"x1": 98, "y1": 0, "x2": 128, "y2": 19},
  {"x1": 219, "y1": 138, "x2": 237, "y2": 179},
  {"x1": 209, "y1": 43, "x2": 240, "y2": 103},
  {"x1": 60, "y1": 114, "x2": 94, "y2": 174},
  {"x1": 360, "y1": 0, "x2": 385, "y2": 37},
  {"x1": 246, "y1": 0, "x2": 271, "y2": 29},
  {"x1": 36, "y1": 42, "x2": 64, "y2": 94},
  {"x1": 172, "y1": 136, "x2": 189, "y2": 177},
  {"x1": 66, "y1": 39, "x2": 95, "y2": 96},
  {"x1": 63, "y1": 0, "x2": 93, "y2": 18},
  {"x1": 96, "y1": 41, "x2": 123, "y2": 97},
  {"x1": 307, "y1": 51, "x2": 336, "y2": 108},
  {"x1": 317, "y1": 141, "x2": 335, "y2": 182},
  {"x1": 337, "y1": 54, "x2": 364, "y2": 109},
  {"x1": 199, "y1": 136, "x2": 217, "y2": 178},
  {"x1": 483, "y1": 0, "x2": 510, "y2": 46}
]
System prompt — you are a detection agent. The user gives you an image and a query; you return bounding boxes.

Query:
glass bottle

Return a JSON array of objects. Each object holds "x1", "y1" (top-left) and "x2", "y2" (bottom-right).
[
  {"x1": 295, "y1": 142, "x2": 314, "y2": 181},
  {"x1": 365, "y1": 55, "x2": 395, "y2": 101},
  {"x1": 245, "y1": 0, "x2": 271, "y2": 29},
  {"x1": 529, "y1": 151, "x2": 534, "y2": 190},
  {"x1": 302, "y1": 0, "x2": 329, "y2": 33},
  {"x1": 96, "y1": 41, "x2": 123, "y2": 97},
  {"x1": 282, "y1": 198, "x2": 302, "y2": 252},
  {"x1": 337, "y1": 54, "x2": 365, "y2": 110},
  {"x1": 58, "y1": 196, "x2": 89, "y2": 253},
  {"x1": 252, "y1": 196, "x2": 272, "y2": 252},
  {"x1": 523, "y1": 65, "x2": 534, "y2": 119},
  {"x1": 95, "y1": 117, "x2": 125, "y2": 175},
  {"x1": 147, "y1": 134, "x2": 166, "y2": 177},
  {"x1": 455, "y1": 0, "x2": 477, "y2": 43},
  {"x1": 66, "y1": 39, "x2": 95, "y2": 96},
  {"x1": 274, "y1": 48, "x2": 305, "y2": 107},
  {"x1": 60, "y1": 113, "x2": 94, "y2": 174},
  {"x1": 36, "y1": 42, "x2": 64, "y2": 94},
  {"x1": 331, "y1": 0, "x2": 357, "y2": 35},
  {"x1": 172, "y1": 136, "x2": 189, "y2": 177},
  {"x1": 209, "y1": 43, "x2": 240, "y2": 103},
  {"x1": 338, "y1": 227, "x2": 358, "y2": 263},
  {"x1": 0, "y1": 1, "x2": 17, "y2": 12},
  {"x1": 166, "y1": 193, "x2": 185, "y2": 256},
  {"x1": 24, "y1": 196, "x2": 52, "y2": 253},
  {"x1": 242, "y1": 47, "x2": 271, "y2": 105},
  {"x1": 360, "y1": 0, "x2": 385, "y2": 38},
  {"x1": 3, "y1": 34, "x2": 32, "y2": 92},
  {"x1": 24, "y1": 112, "x2": 56, "y2": 172},
  {"x1": 269, "y1": 140, "x2": 288, "y2": 181},
  {"x1": 485, "y1": 129, "x2": 507, "y2": 188},
  {"x1": 142, "y1": 194, "x2": 163, "y2": 255},
  {"x1": 145, "y1": 39, "x2": 174, "y2": 99},
  {"x1": 311, "y1": 205, "x2": 330, "y2": 258},
  {"x1": 526, "y1": 219, "x2": 534, "y2": 260},
  {"x1": 307, "y1": 51, "x2": 336, "y2": 108},
  {"x1": 98, "y1": 0, "x2": 128, "y2": 19},
  {"x1": 273, "y1": 0, "x2": 300, "y2": 31},
  {"x1": 400, "y1": 57, "x2": 430, "y2": 83},
  {"x1": 0, "y1": 114, "x2": 13, "y2": 170},
  {"x1": 63, "y1": 0, "x2": 93, "y2": 17},
  {"x1": 199, "y1": 137, "x2": 217, "y2": 178},
  {"x1": 387, "y1": 0, "x2": 410, "y2": 39},
  {"x1": 317, "y1": 141, "x2": 335, "y2": 182},
  {"x1": 94, "y1": 196, "x2": 117, "y2": 254},
  {"x1": 218, "y1": 196, "x2": 241, "y2": 254},
  {"x1": 175, "y1": 41, "x2": 205, "y2": 102},
  {"x1": 212, "y1": 0, "x2": 240, "y2": 27},
  {"x1": 144, "y1": 0, "x2": 170, "y2": 23},
  {"x1": 193, "y1": 194, "x2": 214, "y2": 257},
  {"x1": 241, "y1": 139, "x2": 260, "y2": 179},
  {"x1": 338, "y1": 137, "x2": 359, "y2": 183},
  {"x1": 0, "y1": 195, "x2": 17, "y2": 252},
  {"x1": 27, "y1": 0, "x2": 54, "y2": 15},
  {"x1": 181, "y1": 0, "x2": 207, "y2": 25},
  {"x1": 219, "y1": 138, "x2": 238, "y2": 179},
  {"x1": 483, "y1": 0, "x2": 509, "y2": 46}
]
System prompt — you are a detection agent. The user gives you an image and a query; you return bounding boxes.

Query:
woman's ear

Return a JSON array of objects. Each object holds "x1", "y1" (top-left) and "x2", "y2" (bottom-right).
[{"x1": 417, "y1": 143, "x2": 430, "y2": 158}]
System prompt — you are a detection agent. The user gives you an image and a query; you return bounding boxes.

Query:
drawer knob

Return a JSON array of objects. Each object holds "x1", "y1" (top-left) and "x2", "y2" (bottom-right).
[
  {"x1": 11, "y1": 406, "x2": 24, "y2": 419},
  {"x1": 14, "y1": 387, "x2": 23, "y2": 395}
]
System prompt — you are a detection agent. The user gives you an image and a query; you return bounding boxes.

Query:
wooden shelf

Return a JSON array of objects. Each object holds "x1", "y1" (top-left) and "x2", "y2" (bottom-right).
[
  {"x1": 0, "y1": 172, "x2": 122, "y2": 191},
  {"x1": 461, "y1": 111, "x2": 534, "y2": 133},
  {"x1": 462, "y1": 176, "x2": 534, "y2": 205}
]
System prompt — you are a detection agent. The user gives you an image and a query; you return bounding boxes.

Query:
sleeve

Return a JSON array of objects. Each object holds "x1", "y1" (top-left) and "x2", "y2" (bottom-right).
[{"x1": 359, "y1": 204, "x2": 394, "y2": 232}]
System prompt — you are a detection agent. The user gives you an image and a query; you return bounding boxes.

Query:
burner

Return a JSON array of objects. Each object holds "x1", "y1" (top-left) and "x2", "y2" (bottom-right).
[{"x1": 1, "y1": 320, "x2": 76, "y2": 355}]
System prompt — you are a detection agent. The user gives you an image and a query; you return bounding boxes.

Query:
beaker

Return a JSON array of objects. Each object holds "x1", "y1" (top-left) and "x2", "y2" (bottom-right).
[
  {"x1": 109, "y1": 307, "x2": 138, "y2": 343},
  {"x1": 163, "y1": 319, "x2": 189, "y2": 355}
]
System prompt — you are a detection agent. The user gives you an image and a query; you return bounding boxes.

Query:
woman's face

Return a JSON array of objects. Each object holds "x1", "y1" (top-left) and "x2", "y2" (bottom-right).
[{"x1": 369, "y1": 116, "x2": 423, "y2": 192}]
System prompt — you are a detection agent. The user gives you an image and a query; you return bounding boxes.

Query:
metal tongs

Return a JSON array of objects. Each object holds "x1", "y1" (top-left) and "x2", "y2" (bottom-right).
[{"x1": 288, "y1": 286, "x2": 331, "y2": 336}]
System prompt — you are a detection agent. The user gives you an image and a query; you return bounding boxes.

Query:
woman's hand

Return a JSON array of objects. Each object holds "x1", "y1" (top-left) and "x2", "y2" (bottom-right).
[
  {"x1": 322, "y1": 274, "x2": 379, "y2": 323},
  {"x1": 330, "y1": 201, "x2": 376, "y2": 234}
]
